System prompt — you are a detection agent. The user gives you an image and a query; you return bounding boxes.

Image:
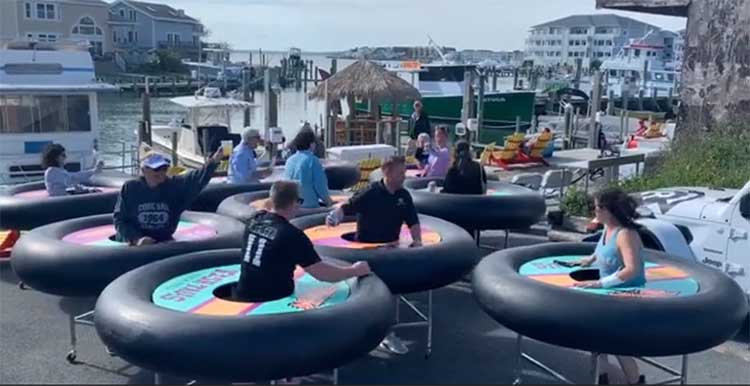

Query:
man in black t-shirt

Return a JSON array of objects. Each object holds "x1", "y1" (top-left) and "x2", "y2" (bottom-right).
[
  {"x1": 234, "y1": 180, "x2": 370, "y2": 302},
  {"x1": 327, "y1": 155, "x2": 422, "y2": 247},
  {"x1": 325, "y1": 156, "x2": 422, "y2": 355}
]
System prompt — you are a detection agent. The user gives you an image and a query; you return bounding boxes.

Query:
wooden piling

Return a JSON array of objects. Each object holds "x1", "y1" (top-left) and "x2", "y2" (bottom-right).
[{"x1": 638, "y1": 89, "x2": 644, "y2": 111}]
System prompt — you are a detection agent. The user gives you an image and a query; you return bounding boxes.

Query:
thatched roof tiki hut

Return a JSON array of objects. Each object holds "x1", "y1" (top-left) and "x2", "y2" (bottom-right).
[{"x1": 309, "y1": 60, "x2": 421, "y2": 147}]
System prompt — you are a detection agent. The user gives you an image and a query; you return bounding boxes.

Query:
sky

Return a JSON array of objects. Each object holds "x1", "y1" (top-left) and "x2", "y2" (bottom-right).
[{"x1": 153, "y1": 0, "x2": 687, "y2": 52}]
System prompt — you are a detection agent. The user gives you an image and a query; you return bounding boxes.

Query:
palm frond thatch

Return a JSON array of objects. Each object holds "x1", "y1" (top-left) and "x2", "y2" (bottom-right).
[{"x1": 308, "y1": 60, "x2": 421, "y2": 104}]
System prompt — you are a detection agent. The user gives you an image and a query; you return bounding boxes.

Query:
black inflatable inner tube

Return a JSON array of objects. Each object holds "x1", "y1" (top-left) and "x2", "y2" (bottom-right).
[
  {"x1": 404, "y1": 177, "x2": 546, "y2": 231},
  {"x1": 260, "y1": 161, "x2": 360, "y2": 189},
  {"x1": 217, "y1": 190, "x2": 350, "y2": 222},
  {"x1": 292, "y1": 213, "x2": 480, "y2": 294},
  {"x1": 195, "y1": 161, "x2": 359, "y2": 212},
  {"x1": 95, "y1": 249, "x2": 393, "y2": 382},
  {"x1": 472, "y1": 242, "x2": 748, "y2": 356},
  {"x1": 0, "y1": 171, "x2": 133, "y2": 230},
  {"x1": 191, "y1": 180, "x2": 272, "y2": 213},
  {"x1": 10, "y1": 212, "x2": 244, "y2": 297}
]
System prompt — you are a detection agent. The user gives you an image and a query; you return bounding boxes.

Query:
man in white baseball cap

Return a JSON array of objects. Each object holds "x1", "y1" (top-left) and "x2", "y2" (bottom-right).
[{"x1": 114, "y1": 148, "x2": 223, "y2": 246}]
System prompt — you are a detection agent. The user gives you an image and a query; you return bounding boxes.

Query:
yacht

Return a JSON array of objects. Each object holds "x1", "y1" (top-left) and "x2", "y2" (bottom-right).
[
  {"x1": 150, "y1": 88, "x2": 258, "y2": 169},
  {"x1": 0, "y1": 40, "x2": 117, "y2": 184},
  {"x1": 601, "y1": 31, "x2": 681, "y2": 98}
]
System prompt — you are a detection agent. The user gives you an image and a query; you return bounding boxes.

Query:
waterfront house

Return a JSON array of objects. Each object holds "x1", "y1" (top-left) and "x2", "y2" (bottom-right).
[
  {"x1": 0, "y1": 0, "x2": 111, "y2": 56},
  {"x1": 524, "y1": 14, "x2": 682, "y2": 70},
  {"x1": 107, "y1": 0, "x2": 203, "y2": 64}
]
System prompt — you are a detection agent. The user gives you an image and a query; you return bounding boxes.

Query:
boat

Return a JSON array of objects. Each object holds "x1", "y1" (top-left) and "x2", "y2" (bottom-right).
[
  {"x1": 0, "y1": 40, "x2": 118, "y2": 184},
  {"x1": 601, "y1": 30, "x2": 680, "y2": 99},
  {"x1": 359, "y1": 62, "x2": 537, "y2": 144},
  {"x1": 149, "y1": 88, "x2": 258, "y2": 169}
]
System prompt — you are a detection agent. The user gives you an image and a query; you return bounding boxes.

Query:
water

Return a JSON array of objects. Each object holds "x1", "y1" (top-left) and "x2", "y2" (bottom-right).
[{"x1": 97, "y1": 54, "x2": 364, "y2": 167}]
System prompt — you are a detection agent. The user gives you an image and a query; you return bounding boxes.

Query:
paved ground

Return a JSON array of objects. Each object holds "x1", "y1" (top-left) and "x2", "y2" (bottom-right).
[{"x1": 1, "y1": 232, "x2": 748, "y2": 385}]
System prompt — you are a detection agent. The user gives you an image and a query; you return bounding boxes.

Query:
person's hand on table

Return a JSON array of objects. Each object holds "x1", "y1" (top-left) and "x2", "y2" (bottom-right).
[
  {"x1": 209, "y1": 147, "x2": 225, "y2": 163},
  {"x1": 578, "y1": 256, "x2": 595, "y2": 268},
  {"x1": 325, "y1": 208, "x2": 343, "y2": 227},
  {"x1": 135, "y1": 236, "x2": 156, "y2": 246},
  {"x1": 352, "y1": 261, "x2": 371, "y2": 276},
  {"x1": 573, "y1": 280, "x2": 602, "y2": 289}
]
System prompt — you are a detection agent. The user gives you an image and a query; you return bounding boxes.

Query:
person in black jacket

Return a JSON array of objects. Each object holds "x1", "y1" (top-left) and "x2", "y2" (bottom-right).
[
  {"x1": 114, "y1": 149, "x2": 223, "y2": 246},
  {"x1": 408, "y1": 100, "x2": 431, "y2": 140}
]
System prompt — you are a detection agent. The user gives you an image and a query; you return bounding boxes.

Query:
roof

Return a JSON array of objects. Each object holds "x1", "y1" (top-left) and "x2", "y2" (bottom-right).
[
  {"x1": 117, "y1": 0, "x2": 200, "y2": 23},
  {"x1": 531, "y1": 13, "x2": 659, "y2": 30},
  {"x1": 169, "y1": 96, "x2": 257, "y2": 109},
  {"x1": 596, "y1": 0, "x2": 689, "y2": 17},
  {"x1": 308, "y1": 60, "x2": 421, "y2": 104}
]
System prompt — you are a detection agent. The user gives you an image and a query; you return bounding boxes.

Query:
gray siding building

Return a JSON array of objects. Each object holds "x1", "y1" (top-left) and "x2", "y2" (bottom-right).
[
  {"x1": 0, "y1": 0, "x2": 111, "y2": 56},
  {"x1": 524, "y1": 14, "x2": 673, "y2": 69},
  {"x1": 108, "y1": 0, "x2": 203, "y2": 58}
]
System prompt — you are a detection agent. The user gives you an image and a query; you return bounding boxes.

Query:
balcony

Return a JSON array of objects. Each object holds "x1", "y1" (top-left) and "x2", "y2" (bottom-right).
[{"x1": 157, "y1": 41, "x2": 199, "y2": 51}]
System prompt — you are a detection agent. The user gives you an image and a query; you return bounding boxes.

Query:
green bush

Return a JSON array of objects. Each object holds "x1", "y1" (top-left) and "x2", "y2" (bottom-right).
[
  {"x1": 619, "y1": 125, "x2": 750, "y2": 193},
  {"x1": 561, "y1": 187, "x2": 594, "y2": 217}
]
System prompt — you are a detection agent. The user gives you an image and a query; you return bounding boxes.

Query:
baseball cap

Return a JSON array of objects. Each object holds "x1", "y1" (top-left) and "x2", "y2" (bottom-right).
[{"x1": 141, "y1": 153, "x2": 171, "y2": 169}]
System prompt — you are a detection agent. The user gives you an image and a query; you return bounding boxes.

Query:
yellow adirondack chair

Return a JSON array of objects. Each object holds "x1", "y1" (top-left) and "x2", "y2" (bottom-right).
[
  {"x1": 528, "y1": 130, "x2": 554, "y2": 159},
  {"x1": 350, "y1": 158, "x2": 383, "y2": 192}
]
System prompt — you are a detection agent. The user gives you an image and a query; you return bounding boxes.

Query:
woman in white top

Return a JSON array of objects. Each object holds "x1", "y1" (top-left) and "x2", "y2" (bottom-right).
[{"x1": 42, "y1": 143, "x2": 103, "y2": 196}]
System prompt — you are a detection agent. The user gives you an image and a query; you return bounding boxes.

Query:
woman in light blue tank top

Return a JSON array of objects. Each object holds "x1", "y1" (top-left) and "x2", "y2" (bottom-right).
[{"x1": 576, "y1": 187, "x2": 647, "y2": 385}]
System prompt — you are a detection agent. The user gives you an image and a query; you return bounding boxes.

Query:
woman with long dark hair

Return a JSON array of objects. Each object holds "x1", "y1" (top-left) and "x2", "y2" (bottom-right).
[
  {"x1": 442, "y1": 140, "x2": 486, "y2": 195},
  {"x1": 283, "y1": 127, "x2": 332, "y2": 208},
  {"x1": 42, "y1": 143, "x2": 103, "y2": 196},
  {"x1": 576, "y1": 187, "x2": 646, "y2": 385}
]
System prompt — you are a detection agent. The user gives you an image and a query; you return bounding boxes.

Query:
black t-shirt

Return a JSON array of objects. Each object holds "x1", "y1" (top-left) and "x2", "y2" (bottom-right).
[
  {"x1": 234, "y1": 211, "x2": 321, "y2": 302},
  {"x1": 341, "y1": 181, "x2": 419, "y2": 243},
  {"x1": 442, "y1": 161, "x2": 487, "y2": 195}
]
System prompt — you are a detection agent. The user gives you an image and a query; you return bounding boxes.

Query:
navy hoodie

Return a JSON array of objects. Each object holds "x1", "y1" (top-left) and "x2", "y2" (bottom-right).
[{"x1": 114, "y1": 161, "x2": 218, "y2": 243}]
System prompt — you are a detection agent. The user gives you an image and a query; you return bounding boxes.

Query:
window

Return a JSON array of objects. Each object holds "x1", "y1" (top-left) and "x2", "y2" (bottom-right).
[
  {"x1": 113, "y1": 31, "x2": 117, "y2": 42},
  {"x1": 119, "y1": 9, "x2": 125, "y2": 17},
  {"x1": 595, "y1": 27, "x2": 611, "y2": 34},
  {"x1": 66, "y1": 96, "x2": 91, "y2": 132},
  {"x1": 129, "y1": 10, "x2": 136, "y2": 21},
  {"x1": 570, "y1": 27, "x2": 588, "y2": 35},
  {"x1": 134, "y1": 31, "x2": 138, "y2": 42},
  {"x1": 634, "y1": 49, "x2": 641, "y2": 57},
  {"x1": 32, "y1": 2, "x2": 57, "y2": 20},
  {"x1": 0, "y1": 95, "x2": 90, "y2": 134}
]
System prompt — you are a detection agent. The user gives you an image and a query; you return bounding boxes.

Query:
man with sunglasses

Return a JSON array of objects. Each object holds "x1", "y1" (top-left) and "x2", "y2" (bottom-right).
[
  {"x1": 114, "y1": 148, "x2": 223, "y2": 246},
  {"x1": 233, "y1": 180, "x2": 371, "y2": 302}
]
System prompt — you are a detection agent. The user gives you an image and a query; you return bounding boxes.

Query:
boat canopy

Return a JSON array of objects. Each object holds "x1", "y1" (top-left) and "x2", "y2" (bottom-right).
[{"x1": 169, "y1": 96, "x2": 256, "y2": 110}]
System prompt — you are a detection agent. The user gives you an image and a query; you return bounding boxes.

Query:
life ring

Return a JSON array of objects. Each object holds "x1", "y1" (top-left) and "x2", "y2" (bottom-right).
[
  {"x1": 94, "y1": 249, "x2": 393, "y2": 381},
  {"x1": 10, "y1": 212, "x2": 244, "y2": 297},
  {"x1": 404, "y1": 178, "x2": 546, "y2": 231},
  {"x1": 472, "y1": 242, "x2": 748, "y2": 356},
  {"x1": 217, "y1": 190, "x2": 351, "y2": 223},
  {"x1": 0, "y1": 172, "x2": 133, "y2": 230},
  {"x1": 291, "y1": 214, "x2": 480, "y2": 294}
]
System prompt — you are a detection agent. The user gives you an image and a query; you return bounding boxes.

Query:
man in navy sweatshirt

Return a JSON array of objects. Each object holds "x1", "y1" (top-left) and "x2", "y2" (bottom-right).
[{"x1": 114, "y1": 149, "x2": 223, "y2": 246}]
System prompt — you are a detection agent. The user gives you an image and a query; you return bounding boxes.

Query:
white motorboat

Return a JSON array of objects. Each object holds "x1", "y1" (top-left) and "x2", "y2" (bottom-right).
[{"x1": 150, "y1": 89, "x2": 259, "y2": 169}]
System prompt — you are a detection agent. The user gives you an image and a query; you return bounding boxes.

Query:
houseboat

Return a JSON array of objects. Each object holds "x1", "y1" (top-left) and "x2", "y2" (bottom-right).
[{"x1": 0, "y1": 40, "x2": 117, "y2": 184}]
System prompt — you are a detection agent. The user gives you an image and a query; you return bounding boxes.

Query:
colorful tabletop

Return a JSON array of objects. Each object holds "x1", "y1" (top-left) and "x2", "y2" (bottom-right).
[
  {"x1": 305, "y1": 223, "x2": 442, "y2": 249},
  {"x1": 519, "y1": 255, "x2": 699, "y2": 298},
  {"x1": 152, "y1": 264, "x2": 351, "y2": 316},
  {"x1": 62, "y1": 221, "x2": 217, "y2": 246}
]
